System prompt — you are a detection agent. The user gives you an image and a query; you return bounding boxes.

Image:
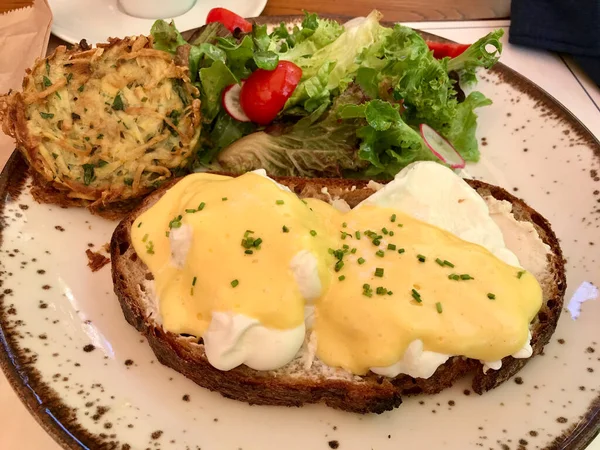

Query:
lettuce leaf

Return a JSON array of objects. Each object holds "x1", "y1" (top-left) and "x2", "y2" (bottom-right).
[
  {"x1": 217, "y1": 86, "x2": 369, "y2": 177},
  {"x1": 284, "y1": 11, "x2": 390, "y2": 110},
  {"x1": 448, "y1": 29, "x2": 504, "y2": 86},
  {"x1": 150, "y1": 20, "x2": 187, "y2": 54},
  {"x1": 339, "y1": 100, "x2": 436, "y2": 176}
]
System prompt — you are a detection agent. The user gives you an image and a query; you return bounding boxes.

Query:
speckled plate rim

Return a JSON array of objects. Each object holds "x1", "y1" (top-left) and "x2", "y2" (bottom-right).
[{"x1": 1, "y1": 15, "x2": 600, "y2": 450}]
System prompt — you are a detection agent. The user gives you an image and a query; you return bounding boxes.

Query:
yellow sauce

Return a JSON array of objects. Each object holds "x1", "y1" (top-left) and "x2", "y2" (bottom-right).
[{"x1": 131, "y1": 172, "x2": 543, "y2": 375}]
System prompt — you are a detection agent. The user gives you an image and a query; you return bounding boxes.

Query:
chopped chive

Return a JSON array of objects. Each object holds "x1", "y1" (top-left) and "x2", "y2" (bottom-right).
[
  {"x1": 253, "y1": 237, "x2": 263, "y2": 247},
  {"x1": 397, "y1": 223, "x2": 404, "y2": 228},
  {"x1": 435, "y1": 258, "x2": 445, "y2": 267},
  {"x1": 460, "y1": 274, "x2": 474, "y2": 280},
  {"x1": 198, "y1": 202, "x2": 206, "y2": 211},
  {"x1": 310, "y1": 230, "x2": 317, "y2": 237},
  {"x1": 185, "y1": 208, "x2": 196, "y2": 214},
  {"x1": 382, "y1": 227, "x2": 389, "y2": 235},
  {"x1": 142, "y1": 234, "x2": 149, "y2": 242},
  {"x1": 78, "y1": 85, "x2": 84, "y2": 92},
  {"x1": 362, "y1": 283, "x2": 373, "y2": 297},
  {"x1": 487, "y1": 293, "x2": 496, "y2": 300},
  {"x1": 389, "y1": 231, "x2": 395, "y2": 237},
  {"x1": 165, "y1": 231, "x2": 170, "y2": 237},
  {"x1": 338, "y1": 275, "x2": 346, "y2": 281},
  {"x1": 146, "y1": 241, "x2": 155, "y2": 254},
  {"x1": 374, "y1": 267, "x2": 384, "y2": 277},
  {"x1": 350, "y1": 248, "x2": 357, "y2": 254},
  {"x1": 417, "y1": 254, "x2": 426, "y2": 263},
  {"x1": 355, "y1": 231, "x2": 361, "y2": 240},
  {"x1": 231, "y1": 279, "x2": 239, "y2": 288},
  {"x1": 390, "y1": 214, "x2": 397, "y2": 223},
  {"x1": 137, "y1": 222, "x2": 142, "y2": 228},
  {"x1": 341, "y1": 231, "x2": 350, "y2": 240},
  {"x1": 245, "y1": 249, "x2": 253, "y2": 255},
  {"x1": 192, "y1": 276, "x2": 197, "y2": 286},
  {"x1": 342, "y1": 244, "x2": 350, "y2": 250},
  {"x1": 222, "y1": 197, "x2": 228, "y2": 201},
  {"x1": 436, "y1": 302, "x2": 443, "y2": 313},
  {"x1": 190, "y1": 287, "x2": 194, "y2": 295},
  {"x1": 376, "y1": 287, "x2": 388, "y2": 295},
  {"x1": 39, "y1": 111, "x2": 54, "y2": 119},
  {"x1": 517, "y1": 270, "x2": 525, "y2": 279},
  {"x1": 443, "y1": 260, "x2": 454, "y2": 268},
  {"x1": 169, "y1": 215, "x2": 183, "y2": 229},
  {"x1": 398, "y1": 248, "x2": 405, "y2": 254},
  {"x1": 357, "y1": 257, "x2": 366, "y2": 265},
  {"x1": 387, "y1": 291, "x2": 393, "y2": 295},
  {"x1": 244, "y1": 230, "x2": 254, "y2": 237},
  {"x1": 282, "y1": 225, "x2": 289, "y2": 233},
  {"x1": 411, "y1": 289, "x2": 422, "y2": 303},
  {"x1": 387, "y1": 243, "x2": 396, "y2": 251},
  {"x1": 448, "y1": 274, "x2": 460, "y2": 281},
  {"x1": 375, "y1": 250, "x2": 385, "y2": 257},
  {"x1": 43, "y1": 76, "x2": 52, "y2": 88},
  {"x1": 342, "y1": 222, "x2": 347, "y2": 228},
  {"x1": 334, "y1": 260, "x2": 344, "y2": 272},
  {"x1": 276, "y1": 199, "x2": 285, "y2": 205},
  {"x1": 372, "y1": 239, "x2": 381, "y2": 246}
]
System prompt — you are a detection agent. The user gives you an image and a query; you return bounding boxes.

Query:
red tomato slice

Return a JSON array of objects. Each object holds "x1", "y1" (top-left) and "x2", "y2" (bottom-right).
[
  {"x1": 239, "y1": 61, "x2": 302, "y2": 125},
  {"x1": 206, "y1": 8, "x2": 252, "y2": 34},
  {"x1": 426, "y1": 41, "x2": 470, "y2": 59}
]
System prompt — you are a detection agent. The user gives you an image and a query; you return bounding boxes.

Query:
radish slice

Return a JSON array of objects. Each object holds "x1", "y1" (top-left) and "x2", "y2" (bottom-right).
[
  {"x1": 420, "y1": 123, "x2": 465, "y2": 169},
  {"x1": 222, "y1": 83, "x2": 250, "y2": 122}
]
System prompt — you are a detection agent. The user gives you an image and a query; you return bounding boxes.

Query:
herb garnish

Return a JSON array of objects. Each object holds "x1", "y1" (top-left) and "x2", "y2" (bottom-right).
[
  {"x1": 375, "y1": 250, "x2": 385, "y2": 257},
  {"x1": 275, "y1": 199, "x2": 284, "y2": 205},
  {"x1": 231, "y1": 279, "x2": 239, "y2": 288},
  {"x1": 487, "y1": 293, "x2": 496, "y2": 300},
  {"x1": 282, "y1": 225, "x2": 289, "y2": 233},
  {"x1": 82, "y1": 164, "x2": 96, "y2": 185},
  {"x1": 112, "y1": 92, "x2": 125, "y2": 111},
  {"x1": 374, "y1": 267, "x2": 384, "y2": 277},
  {"x1": 411, "y1": 289, "x2": 422, "y2": 303},
  {"x1": 517, "y1": 270, "x2": 525, "y2": 279},
  {"x1": 436, "y1": 302, "x2": 443, "y2": 313},
  {"x1": 310, "y1": 230, "x2": 317, "y2": 236},
  {"x1": 43, "y1": 76, "x2": 52, "y2": 88},
  {"x1": 362, "y1": 283, "x2": 373, "y2": 297},
  {"x1": 387, "y1": 244, "x2": 396, "y2": 251},
  {"x1": 417, "y1": 254, "x2": 426, "y2": 263},
  {"x1": 169, "y1": 215, "x2": 183, "y2": 229},
  {"x1": 146, "y1": 241, "x2": 155, "y2": 254},
  {"x1": 357, "y1": 257, "x2": 366, "y2": 265},
  {"x1": 39, "y1": 112, "x2": 54, "y2": 119}
]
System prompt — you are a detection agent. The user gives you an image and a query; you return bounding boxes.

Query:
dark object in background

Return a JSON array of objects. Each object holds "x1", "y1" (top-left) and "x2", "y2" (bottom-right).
[{"x1": 510, "y1": 0, "x2": 600, "y2": 86}]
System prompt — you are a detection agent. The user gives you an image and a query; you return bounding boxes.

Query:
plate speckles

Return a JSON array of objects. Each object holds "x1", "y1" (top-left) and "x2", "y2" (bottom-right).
[{"x1": 0, "y1": 19, "x2": 600, "y2": 450}]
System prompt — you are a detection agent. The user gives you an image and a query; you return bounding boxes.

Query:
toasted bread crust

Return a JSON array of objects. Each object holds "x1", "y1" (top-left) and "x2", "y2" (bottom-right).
[{"x1": 110, "y1": 175, "x2": 566, "y2": 414}]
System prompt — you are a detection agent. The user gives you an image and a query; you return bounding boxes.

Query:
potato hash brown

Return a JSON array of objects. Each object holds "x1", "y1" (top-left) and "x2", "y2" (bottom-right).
[{"x1": 0, "y1": 35, "x2": 201, "y2": 218}]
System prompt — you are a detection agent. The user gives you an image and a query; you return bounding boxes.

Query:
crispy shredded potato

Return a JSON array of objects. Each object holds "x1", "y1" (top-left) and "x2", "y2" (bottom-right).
[{"x1": 0, "y1": 35, "x2": 201, "y2": 217}]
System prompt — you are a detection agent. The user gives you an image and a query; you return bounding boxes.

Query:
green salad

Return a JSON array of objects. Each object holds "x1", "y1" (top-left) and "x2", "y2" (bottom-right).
[{"x1": 151, "y1": 10, "x2": 503, "y2": 178}]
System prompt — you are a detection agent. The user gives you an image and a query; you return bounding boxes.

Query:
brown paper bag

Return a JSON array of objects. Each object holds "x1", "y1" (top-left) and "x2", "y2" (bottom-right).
[{"x1": 0, "y1": 0, "x2": 52, "y2": 169}]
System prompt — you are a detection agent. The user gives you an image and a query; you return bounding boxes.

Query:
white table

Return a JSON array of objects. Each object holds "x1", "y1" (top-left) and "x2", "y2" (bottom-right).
[{"x1": 1, "y1": 20, "x2": 599, "y2": 450}]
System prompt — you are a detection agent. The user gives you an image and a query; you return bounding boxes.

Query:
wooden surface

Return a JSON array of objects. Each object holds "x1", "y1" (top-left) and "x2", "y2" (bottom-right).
[{"x1": 263, "y1": 0, "x2": 511, "y2": 22}]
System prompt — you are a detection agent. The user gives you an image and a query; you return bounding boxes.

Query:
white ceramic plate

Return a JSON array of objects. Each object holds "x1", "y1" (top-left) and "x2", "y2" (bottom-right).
[
  {"x1": 48, "y1": 0, "x2": 268, "y2": 44},
  {"x1": 1, "y1": 18, "x2": 600, "y2": 450}
]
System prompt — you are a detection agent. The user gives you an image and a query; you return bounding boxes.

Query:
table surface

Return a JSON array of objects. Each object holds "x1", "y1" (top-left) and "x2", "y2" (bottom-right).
[{"x1": 2, "y1": 9, "x2": 600, "y2": 450}]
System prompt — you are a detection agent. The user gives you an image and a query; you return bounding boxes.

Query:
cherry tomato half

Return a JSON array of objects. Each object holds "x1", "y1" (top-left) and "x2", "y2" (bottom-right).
[
  {"x1": 426, "y1": 41, "x2": 470, "y2": 59},
  {"x1": 239, "y1": 61, "x2": 303, "y2": 125},
  {"x1": 206, "y1": 8, "x2": 253, "y2": 34}
]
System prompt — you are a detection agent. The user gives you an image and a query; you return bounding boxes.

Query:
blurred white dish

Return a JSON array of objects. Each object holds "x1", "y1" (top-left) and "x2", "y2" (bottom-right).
[{"x1": 48, "y1": 0, "x2": 267, "y2": 44}]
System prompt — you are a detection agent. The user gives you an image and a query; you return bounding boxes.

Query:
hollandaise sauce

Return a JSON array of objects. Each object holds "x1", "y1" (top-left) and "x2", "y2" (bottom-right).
[{"x1": 131, "y1": 172, "x2": 543, "y2": 376}]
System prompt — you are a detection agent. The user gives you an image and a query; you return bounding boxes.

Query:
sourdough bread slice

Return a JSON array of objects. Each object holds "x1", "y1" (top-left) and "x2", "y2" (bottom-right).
[{"x1": 110, "y1": 175, "x2": 566, "y2": 414}]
